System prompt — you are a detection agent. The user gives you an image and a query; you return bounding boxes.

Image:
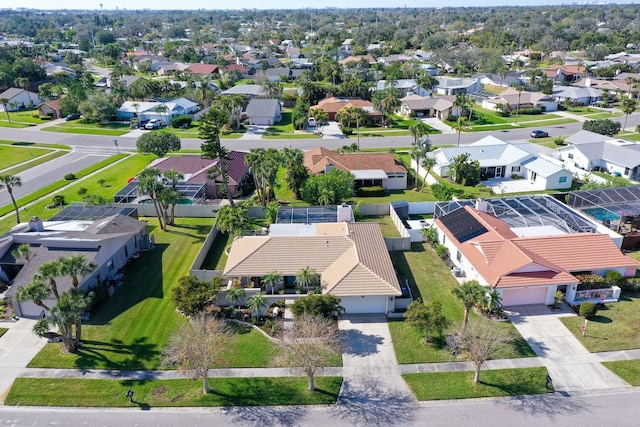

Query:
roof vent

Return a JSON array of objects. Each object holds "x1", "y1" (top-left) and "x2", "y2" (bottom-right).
[{"x1": 29, "y1": 216, "x2": 44, "y2": 232}]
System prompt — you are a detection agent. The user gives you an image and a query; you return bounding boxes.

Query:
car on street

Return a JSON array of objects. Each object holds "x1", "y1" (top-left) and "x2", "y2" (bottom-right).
[
  {"x1": 64, "y1": 113, "x2": 81, "y2": 121},
  {"x1": 308, "y1": 117, "x2": 317, "y2": 127},
  {"x1": 144, "y1": 119, "x2": 162, "y2": 130},
  {"x1": 530, "y1": 129, "x2": 549, "y2": 138}
]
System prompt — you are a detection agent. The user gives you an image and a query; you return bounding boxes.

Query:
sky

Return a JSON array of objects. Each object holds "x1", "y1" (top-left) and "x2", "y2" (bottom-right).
[{"x1": 4, "y1": 0, "x2": 635, "y2": 11}]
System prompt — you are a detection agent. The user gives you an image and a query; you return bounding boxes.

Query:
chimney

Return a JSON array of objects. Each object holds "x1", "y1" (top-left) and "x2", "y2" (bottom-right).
[
  {"x1": 29, "y1": 216, "x2": 44, "y2": 232},
  {"x1": 475, "y1": 198, "x2": 488, "y2": 213},
  {"x1": 337, "y1": 203, "x2": 354, "y2": 223}
]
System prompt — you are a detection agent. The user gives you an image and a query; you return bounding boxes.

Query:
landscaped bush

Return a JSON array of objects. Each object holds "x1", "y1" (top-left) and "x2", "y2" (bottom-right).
[
  {"x1": 290, "y1": 294, "x2": 345, "y2": 319},
  {"x1": 576, "y1": 274, "x2": 614, "y2": 290},
  {"x1": 357, "y1": 186, "x2": 385, "y2": 196},
  {"x1": 518, "y1": 107, "x2": 546, "y2": 115},
  {"x1": 434, "y1": 243, "x2": 449, "y2": 260},
  {"x1": 605, "y1": 270, "x2": 624, "y2": 287},
  {"x1": 171, "y1": 275, "x2": 222, "y2": 316},
  {"x1": 170, "y1": 115, "x2": 192, "y2": 128},
  {"x1": 579, "y1": 301, "x2": 598, "y2": 319},
  {"x1": 341, "y1": 127, "x2": 353, "y2": 136},
  {"x1": 554, "y1": 138, "x2": 566, "y2": 146},
  {"x1": 621, "y1": 278, "x2": 640, "y2": 292},
  {"x1": 64, "y1": 173, "x2": 76, "y2": 180},
  {"x1": 431, "y1": 183, "x2": 453, "y2": 201},
  {"x1": 510, "y1": 174, "x2": 523, "y2": 179}
]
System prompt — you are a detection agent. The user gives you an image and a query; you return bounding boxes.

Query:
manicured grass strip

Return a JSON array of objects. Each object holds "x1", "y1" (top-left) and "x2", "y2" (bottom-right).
[
  {"x1": 0, "y1": 121, "x2": 30, "y2": 128},
  {"x1": 0, "y1": 327, "x2": 7, "y2": 338},
  {"x1": 3, "y1": 150, "x2": 68, "y2": 175},
  {"x1": 403, "y1": 367, "x2": 550, "y2": 400},
  {"x1": 602, "y1": 360, "x2": 640, "y2": 386},
  {"x1": 7, "y1": 141, "x2": 71, "y2": 150},
  {"x1": 5, "y1": 377, "x2": 342, "y2": 407},
  {"x1": 0, "y1": 154, "x2": 129, "y2": 219},
  {"x1": 200, "y1": 231, "x2": 234, "y2": 270},
  {"x1": 42, "y1": 126, "x2": 129, "y2": 136},
  {"x1": 2, "y1": 111, "x2": 48, "y2": 124},
  {"x1": 560, "y1": 294, "x2": 640, "y2": 352},
  {"x1": 358, "y1": 215, "x2": 401, "y2": 237},
  {"x1": 0, "y1": 145, "x2": 55, "y2": 170}
]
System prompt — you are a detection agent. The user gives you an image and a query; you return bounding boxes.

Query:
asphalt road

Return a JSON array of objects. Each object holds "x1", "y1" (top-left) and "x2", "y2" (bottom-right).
[
  {"x1": 0, "y1": 388, "x2": 639, "y2": 426},
  {"x1": 0, "y1": 149, "x2": 112, "y2": 208}
]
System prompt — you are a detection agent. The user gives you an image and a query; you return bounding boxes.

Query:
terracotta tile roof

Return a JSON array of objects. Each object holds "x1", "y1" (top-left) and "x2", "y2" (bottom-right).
[
  {"x1": 187, "y1": 63, "x2": 219, "y2": 75},
  {"x1": 436, "y1": 206, "x2": 639, "y2": 289},
  {"x1": 149, "y1": 152, "x2": 248, "y2": 185},
  {"x1": 223, "y1": 222, "x2": 401, "y2": 297},
  {"x1": 312, "y1": 97, "x2": 377, "y2": 115},
  {"x1": 304, "y1": 146, "x2": 407, "y2": 176}
]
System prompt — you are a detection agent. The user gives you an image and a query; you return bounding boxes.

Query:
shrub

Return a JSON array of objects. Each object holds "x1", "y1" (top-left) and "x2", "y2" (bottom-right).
[
  {"x1": 434, "y1": 243, "x2": 449, "y2": 260},
  {"x1": 518, "y1": 107, "x2": 545, "y2": 115},
  {"x1": 290, "y1": 294, "x2": 345, "y2": 319},
  {"x1": 341, "y1": 127, "x2": 353, "y2": 135},
  {"x1": 64, "y1": 173, "x2": 76, "y2": 180},
  {"x1": 554, "y1": 138, "x2": 566, "y2": 146},
  {"x1": 430, "y1": 183, "x2": 453, "y2": 201},
  {"x1": 605, "y1": 270, "x2": 624, "y2": 287},
  {"x1": 77, "y1": 187, "x2": 88, "y2": 196},
  {"x1": 579, "y1": 301, "x2": 598, "y2": 319},
  {"x1": 583, "y1": 118, "x2": 620, "y2": 137},
  {"x1": 220, "y1": 124, "x2": 233, "y2": 135},
  {"x1": 510, "y1": 173, "x2": 522, "y2": 179},
  {"x1": 171, "y1": 275, "x2": 222, "y2": 316},
  {"x1": 171, "y1": 114, "x2": 192, "y2": 128},
  {"x1": 357, "y1": 186, "x2": 385, "y2": 196}
]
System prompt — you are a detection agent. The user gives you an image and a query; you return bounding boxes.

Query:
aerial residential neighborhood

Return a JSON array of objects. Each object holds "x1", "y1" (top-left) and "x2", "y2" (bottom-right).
[{"x1": 2, "y1": 2, "x2": 640, "y2": 426}]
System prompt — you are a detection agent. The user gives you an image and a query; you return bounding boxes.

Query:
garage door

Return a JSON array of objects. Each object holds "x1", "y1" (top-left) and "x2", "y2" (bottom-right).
[
  {"x1": 340, "y1": 296, "x2": 387, "y2": 314},
  {"x1": 502, "y1": 287, "x2": 547, "y2": 306}
]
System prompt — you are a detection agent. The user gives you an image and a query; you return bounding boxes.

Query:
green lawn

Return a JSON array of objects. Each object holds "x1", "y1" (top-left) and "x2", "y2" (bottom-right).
[
  {"x1": 389, "y1": 243, "x2": 535, "y2": 363},
  {"x1": 5, "y1": 377, "x2": 342, "y2": 407},
  {"x1": 602, "y1": 360, "x2": 640, "y2": 385},
  {"x1": 43, "y1": 126, "x2": 130, "y2": 136},
  {"x1": 0, "y1": 145, "x2": 56, "y2": 171},
  {"x1": 403, "y1": 367, "x2": 550, "y2": 400},
  {"x1": 0, "y1": 153, "x2": 137, "y2": 233},
  {"x1": 200, "y1": 231, "x2": 234, "y2": 270},
  {"x1": 628, "y1": 252, "x2": 640, "y2": 263},
  {"x1": 1, "y1": 110, "x2": 47, "y2": 124},
  {"x1": 2, "y1": 150, "x2": 69, "y2": 176},
  {"x1": 0, "y1": 327, "x2": 7, "y2": 338},
  {"x1": 0, "y1": 121, "x2": 29, "y2": 128},
  {"x1": 560, "y1": 293, "x2": 640, "y2": 352},
  {"x1": 358, "y1": 215, "x2": 401, "y2": 237}
]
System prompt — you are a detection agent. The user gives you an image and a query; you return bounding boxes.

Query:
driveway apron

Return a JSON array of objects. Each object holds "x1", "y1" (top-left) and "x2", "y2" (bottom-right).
[{"x1": 507, "y1": 305, "x2": 629, "y2": 392}]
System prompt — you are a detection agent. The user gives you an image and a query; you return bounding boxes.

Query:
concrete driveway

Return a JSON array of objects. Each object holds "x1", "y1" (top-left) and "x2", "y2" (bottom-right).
[
  {"x1": 507, "y1": 305, "x2": 629, "y2": 392},
  {"x1": 240, "y1": 125, "x2": 269, "y2": 140}
]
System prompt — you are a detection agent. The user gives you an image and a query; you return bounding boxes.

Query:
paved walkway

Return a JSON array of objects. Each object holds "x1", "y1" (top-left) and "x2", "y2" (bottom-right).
[
  {"x1": 0, "y1": 319, "x2": 47, "y2": 403},
  {"x1": 554, "y1": 110, "x2": 588, "y2": 122},
  {"x1": 22, "y1": 117, "x2": 65, "y2": 131},
  {"x1": 507, "y1": 304, "x2": 629, "y2": 392},
  {"x1": 421, "y1": 117, "x2": 454, "y2": 134}
]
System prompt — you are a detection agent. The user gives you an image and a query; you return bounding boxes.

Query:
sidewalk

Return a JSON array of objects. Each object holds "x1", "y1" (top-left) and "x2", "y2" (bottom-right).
[{"x1": 22, "y1": 117, "x2": 65, "y2": 131}]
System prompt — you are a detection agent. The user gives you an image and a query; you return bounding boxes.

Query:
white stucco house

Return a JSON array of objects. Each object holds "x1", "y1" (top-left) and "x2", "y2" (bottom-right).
[
  {"x1": 115, "y1": 97, "x2": 199, "y2": 123},
  {"x1": 0, "y1": 87, "x2": 42, "y2": 111}
]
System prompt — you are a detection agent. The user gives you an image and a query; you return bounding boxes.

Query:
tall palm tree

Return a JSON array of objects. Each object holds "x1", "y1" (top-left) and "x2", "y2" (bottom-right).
[
  {"x1": 621, "y1": 96, "x2": 638, "y2": 132},
  {"x1": 225, "y1": 286, "x2": 246, "y2": 311},
  {"x1": 11, "y1": 243, "x2": 30, "y2": 263},
  {"x1": 137, "y1": 167, "x2": 166, "y2": 230},
  {"x1": 37, "y1": 260, "x2": 62, "y2": 299},
  {"x1": 0, "y1": 97, "x2": 11, "y2": 123},
  {"x1": 513, "y1": 84, "x2": 524, "y2": 125},
  {"x1": 246, "y1": 293, "x2": 268, "y2": 320},
  {"x1": 58, "y1": 255, "x2": 97, "y2": 289},
  {"x1": 372, "y1": 87, "x2": 401, "y2": 127},
  {"x1": 262, "y1": 271, "x2": 282, "y2": 296},
  {"x1": 295, "y1": 266, "x2": 319, "y2": 291},
  {"x1": 410, "y1": 135, "x2": 431, "y2": 189},
  {"x1": 155, "y1": 103, "x2": 168, "y2": 126},
  {"x1": 14, "y1": 77, "x2": 33, "y2": 109},
  {"x1": 15, "y1": 279, "x2": 53, "y2": 312},
  {"x1": 452, "y1": 280, "x2": 485, "y2": 334},
  {"x1": 0, "y1": 174, "x2": 23, "y2": 223},
  {"x1": 163, "y1": 168, "x2": 185, "y2": 225},
  {"x1": 50, "y1": 288, "x2": 90, "y2": 352},
  {"x1": 420, "y1": 157, "x2": 436, "y2": 192}
]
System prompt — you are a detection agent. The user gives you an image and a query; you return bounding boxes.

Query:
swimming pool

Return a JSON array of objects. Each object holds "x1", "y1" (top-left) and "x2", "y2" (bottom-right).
[{"x1": 583, "y1": 208, "x2": 621, "y2": 222}]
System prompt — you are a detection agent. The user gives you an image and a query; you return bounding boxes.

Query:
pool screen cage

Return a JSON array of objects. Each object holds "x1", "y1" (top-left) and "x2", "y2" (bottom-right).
[
  {"x1": 113, "y1": 180, "x2": 205, "y2": 203},
  {"x1": 567, "y1": 186, "x2": 640, "y2": 230}
]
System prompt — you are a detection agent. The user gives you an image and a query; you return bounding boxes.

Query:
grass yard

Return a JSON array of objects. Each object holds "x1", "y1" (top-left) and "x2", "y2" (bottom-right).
[
  {"x1": 389, "y1": 243, "x2": 535, "y2": 363},
  {"x1": 0, "y1": 327, "x2": 7, "y2": 338},
  {"x1": 602, "y1": 360, "x2": 640, "y2": 385},
  {"x1": 0, "y1": 110, "x2": 47, "y2": 124},
  {"x1": 200, "y1": 231, "x2": 234, "y2": 270},
  {"x1": 358, "y1": 215, "x2": 401, "y2": 237},
  {"x1": 43, "y1": 120, "x2": 130, "y2": 136},
  {"x1": 0, "y1": 145, "x2": 57, "y2": 171},
  {"x1": 0, "y1": 153, "x2": 138, "y2": 233},
  {"x1": 402, "y1": 367, "x2": 550, "y2": 400},
  {"x1": 28, "y1": 217, "x2": 214, "y2": 370},
  {"x1": 628, "y1": 252, "x2": 640, "y2": 263},
  {"x1": 0, "y1": 121, "x2": 29, "y2": 128},
  {"x1": 2, "y1": 150, "x2": 69, "y2": 176},
  {"x1": 5, "y1": 377, "x2": 342, "y2": 407},
  {"x1": 560, "y1": 293, "x2": 640, "y2": 352}
]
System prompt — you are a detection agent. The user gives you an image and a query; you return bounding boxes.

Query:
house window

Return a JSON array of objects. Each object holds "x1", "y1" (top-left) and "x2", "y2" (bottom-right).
[
  {"x1": 568, "y1": 154, "x2": 574, "y2": 159},
  {"x1": 124, "y1": 246, "x2": 129, "y2": 258},
  {"x1": 559, "y1": 176, "x2": 567, "y2": 183},
  {"x1": 511, "y1": 166, "x2": 521, "y2": 172},
  {"x1": 107, "y1": 259, "x2": 114, "y2": 271},
  {"x1": 625, "y1": 167, "x2": 630, "y2": 175},
  {"x1": 456, "y1": 251, "x2": 462, "y2": 262}
]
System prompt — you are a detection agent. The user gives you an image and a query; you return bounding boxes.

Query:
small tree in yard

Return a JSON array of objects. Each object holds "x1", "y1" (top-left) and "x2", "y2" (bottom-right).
[
  {"x1": 136, "y1": 132, "x2": 181, "y2": 157},
  {"x1": 291, "y1": 294, "x2": 345, "y2": 319},
  {"x1": 246, "y1": 293, "x2": 268, "y2": 320},
  {"x1": 171, "y1": 275, "x2": 222, "y2": 316},
  {"x1": 583, "y1": 118, "x2": 621, "y2": 137},
  {"x1": 449, "y1": 319, "x2": 515, "y2": 384},
  {"x1": 404, "y1": 299, "x2": 450, "y2": 344},
  {"x1": 215, "y1": 205, "x2": 248, "y2": 236},
  {"x1": 225, "y1": 286, "x2": 246, "y2": 311},
  {"x1": 452, "y1": 280, "x2": 486, "y2": 334},
  {"x1": 162, "y1": 315, "x2": 232, "y2": 394},
  {"x1": 272, "y1": 314, "x2": 341, "y2": 391}
]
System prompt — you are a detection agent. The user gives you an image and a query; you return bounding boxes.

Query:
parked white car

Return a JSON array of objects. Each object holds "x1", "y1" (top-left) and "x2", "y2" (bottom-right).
[
  {"x1": 144, "y1": 119, "x2": 162, "y2": 130},
  {"x1": 307, "y1": 117, "x2": 317, "y2": 127}
]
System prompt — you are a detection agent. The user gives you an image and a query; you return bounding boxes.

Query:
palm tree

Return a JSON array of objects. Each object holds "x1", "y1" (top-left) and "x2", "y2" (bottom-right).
[
  {"x1": 50, "y1": 288, "x2": 90, "y2": 352},
  {"x1": 420, "y1": 157, "x2": 436, "y2": 192},
  {"x1": 246, "y1": 293, "x2": 268, "y2": 320},
  {"x1": 163, "y1": 168, "x2": 184, "y2": 225},
  {"x1": 0, "y1": 97, "x2": 11, "y2": 123},
  {"x1": 0, "y1": 174, "x2": 23, "y2": 224},
  {"x1": 155, "y1": 104, "x2": 168, "y2": 126},
  {"x1": 621, "y1": 96, "x2": 638, "y2": 132},
  {"x1": 11, "y1": 243, "x2": 30, "y2": 263},
  {"x1": 513, "y1": 84, "x2": 524, "y2": 125},
  {"x1": 452, "y1": 280, "x2": 486, "y2": 334},
  {"x1": 295, "y1": 266, "x2": 319, "y2": 291},
  {"x1": 37, "y1": 260, "x2": 62, "y2": 299},
  {"x1": 225, "y1": 286, "x2": 246, "y2": 311},
  {"x1": 58, "y1": 255, "x2": 97, "y2": 289},
  {"x1": 372, "y1": 87, "x2": 401, "y2": 127},
  {"x1": 15, "y1": 279, "x2": 53, "y2": 312},
  {"x1": 14, "y1": 77, "x2": 33, "y2": 109},
  {"x1": 137, "y1": 168, "x2": 166, "y2": 230},
  {"x1": 453, "y1": 116, "x2": 465, "y2": 148},
  {"x1": 410, "y1": 136, "x2": 431, "y2": 189},
  {"x1": 262, "y1": 271, "x2": 282, "y2": 296}
]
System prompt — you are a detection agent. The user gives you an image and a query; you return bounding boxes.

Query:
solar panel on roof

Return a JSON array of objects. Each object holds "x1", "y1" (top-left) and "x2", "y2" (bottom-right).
[
  {"x1": 49, "y1": 205, "x2": 138, "y2": 221},
  {"x1": 439, "y1": 208, "x2": 488, "y2": 243}
]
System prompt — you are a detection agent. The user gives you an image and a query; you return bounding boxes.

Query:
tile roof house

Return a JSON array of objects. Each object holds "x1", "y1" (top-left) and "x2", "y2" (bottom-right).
[
  {"x1": 558, "y1": 131, "x2": 640, "y2": 180},
  {"x1": 399, "y1": 94, "x2": 458, "y2": 120},
  {"x1": 427, "y1": 136, "x2": 573, "y2": 191},
  {"x1": 482, "y1": 88, "x2": 558, "y2": 112},
  {"x1": 147, "y1": 152, "x2": 250, "y2": 199},
  {"x1": 311, "y1": 97, "x2": 383, "y2": 121},
  {"x1": 221, "y1": 84, "x2": 265, "y2": 97},
  {"x1": 435, "y1": 204, "x2": 639, "y2": 306},
  {"x1": 244, "y1": 98, "x2": 282, "y2": 125},
  {"x1": 115, "y1": 97, "x2": 199, "y2": 123},
  {"x1": 186, "y1": 63, "x2": 219, "y2": 76},
  {"x1": 304, "y1": 146, "x2": 408, "y2": 190},
  {"x1": 0, "y1": 88, "x2": 42, "y2": 112},
  {"x1": 223, "y1": 222, "x2": 402, "y2": 314},
  {"x1": 1, "y1": 214, "x2": 150, "y2": 318},
  {"x1": 37, "y1": 98, "x2": 63, "y2": 119}
]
